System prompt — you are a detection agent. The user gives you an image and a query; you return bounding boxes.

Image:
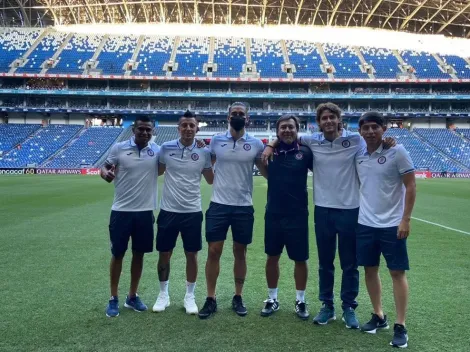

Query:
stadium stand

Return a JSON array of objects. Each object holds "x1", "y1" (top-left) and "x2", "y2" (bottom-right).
[
  {"x1": 48, "y1": 34, "x2": 102, "y2": 74},
  {"x1": 16, "y1": 31, "x2": 68, "y2": 73},
  {"x1": 400, "y1": 51, "x2": 450, "y2": 79},
  {"x1": 96, "y1": 35, "x2": 137, "y2": 75},
  {"x1": 323, "y1": 44, "x2": 368, "y2": 79},
  {"x1": 384, "y1": 128, "x2": 465, "y2": 172},
  {"x1": 251, "y1": 39, "x2": 285, "y2": 78},
  {"x1": 132, "y1": 36, "x2": 172, "y2": 76},
  {"x1": 213, "y1": 37, "x2": 246, "y2": 77},
  {"x1": 285, "y1": 40, "x2": 327, "y2": 78},
  {"x1": 359, "y1": 47, "x2": 400, "y2": 78},
  {"x1": 175, "y1": 37, "x2": 209, "y2": 77},
  {"x1": 45, "y1": 127, "x2": 123, "y2": 168},
  {"x1": 0, "y1": 28, "x2": 42, "y2": 72},
  {"x1": 153, "y1": 126, "x2": 179, "y2": 145},
  {"x1": 0, "y1": 124, "x2": 41, "y2": 154},
  {"x1": 414, "y1": 128, "x2": 470, "y2": 169},
  {"x1": 0, "y1": 125, "x2": 82, "y2": 168},
  {"x1": 440, "y1": 55, "x2": 470, "y2": 79}
]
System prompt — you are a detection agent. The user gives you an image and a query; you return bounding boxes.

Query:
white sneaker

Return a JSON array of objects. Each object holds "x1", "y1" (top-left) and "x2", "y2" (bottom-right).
[
  {"x1": 152, "y1": 293, "x2": 170, "y2": 312},
  {"x1": 184, "y1": 294, "x2": 198, "y2": 315}
]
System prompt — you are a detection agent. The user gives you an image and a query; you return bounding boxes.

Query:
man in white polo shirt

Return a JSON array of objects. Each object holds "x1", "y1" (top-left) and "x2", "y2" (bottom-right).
[
  {"x1": 198, "y1": 102, "x2": 267, "y2": 319},
  {"x1": 355, "y1": 112, "x2": 416, "y2": 349},
  {"x1": 152, "y1": 111, "x2": 214, "y2": 315},
  {"x1": 101, "y1": 115, "x2": 160, "y2": 318}
]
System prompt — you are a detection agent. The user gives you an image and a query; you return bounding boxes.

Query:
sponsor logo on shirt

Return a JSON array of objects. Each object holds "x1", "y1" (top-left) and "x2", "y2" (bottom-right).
[
  {"x1": 378, "y1": 156, "x2": 387, "y2": 164},
  {"x1": 243, "y1": 143, "x2": 251, "y2": 151},
  {"x1": 147, "y1": 149, "x2": 155, "y2": 157},
  {"x1": 191, "y1": 153, "x2": 199, "y2": 161}
]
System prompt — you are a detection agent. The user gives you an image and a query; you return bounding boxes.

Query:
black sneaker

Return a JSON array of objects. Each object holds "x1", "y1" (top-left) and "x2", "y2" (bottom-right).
[
  {"x1": 295, "y1": 300, "x2": 310, "y2": 320},
  {"x1": 361, "y1": 313, "x2": 389, "y2": 334},
  {"x1": 390, "y1": 324, "x2": 408, "y2": 348},
  {"x1": 232, "y1": 295, "x2": 247, "y2": 316},
  {"x1": 198, "y1": 297, "x2": 217, "y2": 319},
  {"x1": 260, "y1": 298, "x2": 279, "y2": 317}
]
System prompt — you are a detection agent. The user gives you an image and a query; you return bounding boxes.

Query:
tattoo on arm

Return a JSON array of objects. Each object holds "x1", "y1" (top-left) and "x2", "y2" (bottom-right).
[{"x1": 158, "y1": 263, "x2": 170, "y2": 282}]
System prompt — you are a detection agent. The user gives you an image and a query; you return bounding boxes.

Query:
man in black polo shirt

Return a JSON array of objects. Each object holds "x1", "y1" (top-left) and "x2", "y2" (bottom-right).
[{"x1": 260, "y1": 114, "x2": 313, "y2": 320}]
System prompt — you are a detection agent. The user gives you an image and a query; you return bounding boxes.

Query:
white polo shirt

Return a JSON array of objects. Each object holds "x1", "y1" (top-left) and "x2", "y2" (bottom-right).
[
  {"x1": 210, "y1": 131, "x2": 264, "y2": 206},
  {"x1": 106, "y1": 138, "x2": 160, "y2": 212},
  {"x1": 356, "y1": 144, "x2": 415, "y2": 228},
  {"x1": 159, "y1": 139, "x2": 212, "y2": 213},
  {"x1": 301, "y1": 130, "x2": 365, "y2": 209}
]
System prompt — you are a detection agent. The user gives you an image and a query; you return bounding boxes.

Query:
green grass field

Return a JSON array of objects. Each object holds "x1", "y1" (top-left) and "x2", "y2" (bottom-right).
[{"x1": 1, "y1": 176, "x2": 469, "y2": 352}]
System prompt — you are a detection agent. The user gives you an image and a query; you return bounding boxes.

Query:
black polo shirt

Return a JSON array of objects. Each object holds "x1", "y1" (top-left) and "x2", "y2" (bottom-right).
[{"x1": 266, "y1": 143, "x2": 313, "y2": 214}]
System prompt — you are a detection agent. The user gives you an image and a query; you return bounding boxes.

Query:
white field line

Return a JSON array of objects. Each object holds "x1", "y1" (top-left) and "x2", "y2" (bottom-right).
[{"x1": 306, "y1": 187, "x2": 470, "y2": 236}]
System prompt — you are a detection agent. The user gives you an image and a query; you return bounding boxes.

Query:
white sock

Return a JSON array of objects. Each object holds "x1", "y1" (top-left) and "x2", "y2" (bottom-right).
[
  {"x1": 159, "y1": 281, "x2": 169, "y2": 295},
  {"x1": 268, "y1": 288, "x2": 278, "y2": 300},
  {"x1": 186, "y1": 281, "x2": 196, "y2": 296},
  {"x1": 296, "y1": 290, "x2": 305, "y2": 303}
]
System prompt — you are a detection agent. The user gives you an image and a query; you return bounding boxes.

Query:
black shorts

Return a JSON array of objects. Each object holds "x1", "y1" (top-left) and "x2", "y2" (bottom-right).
[
  {"x1": 356, "y1": 224, "x2": 409, "y2": 271},
  {"x1": 156, "y1": 209, "x2": 203, "y2": 252},
  {"x1": 205, "y1": 202, "x2": 254, "y2": 245},
  {"x1": 265, "y1": 211, "x2": 309, "y2": 262},
  {"x1": 109, "y1": 210, "x2": 155, "y2": 258}
]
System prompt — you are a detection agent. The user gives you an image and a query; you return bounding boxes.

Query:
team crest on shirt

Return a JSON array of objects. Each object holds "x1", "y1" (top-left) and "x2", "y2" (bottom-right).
[
  {"x1": 191, "y1": 153, "x2": 199, "y2": 161},
  {"x1": 342, "y1": 140, "x2": 351, "y2": 148},
  {"x1": 295, "y1": 152, "x2": 304, "y2": 160},
  {"x1": 147, "y1": 149, "x2": 155, "y2": 157},
  {"x1": 243, "y1": 143, "x2": 251, "y2": 151},
  {"x1": 378, "y1": 156, "x2": 387, "y2": 164}
]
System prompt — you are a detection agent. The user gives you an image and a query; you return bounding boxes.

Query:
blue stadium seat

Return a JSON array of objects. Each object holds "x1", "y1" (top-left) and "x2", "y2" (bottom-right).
[
  {"x1": 0, "y1": 124, "x2": 41, "y2": 154},
  {"x1": 440, "y1": 55, "x2": 470, "y2": 79},
  {"x1": 16, "y1": 32, "x2": 68, "y2": 73},
  {"x1": 251, "y1": 39, "x2": 285, "y2": 78},
  {"x1": 213, "y1": 38, "x2": 246, "y2": 78},
  {"x1": 174, "y1": 37, "x2": 209, "y2": 77},
  {"x1": 133, "y1": 36, "x2": 172, "y2": 76},
  {"x1": 360, "y1": 47, "x2": 399, "y2": 78},
  {"x1": 401, "y1": 51, "x2": 451, "y2": 79},
  {"x1": 0, "y1": 125, "x2": 82, "y2": 168},
  {"x1": 46, "y1": 127, "x2": 123, "y2": 168},
  {"x1": 96, "y1": 36, "x2": 137, "y2": 75},
  {"x1": 285, "y1": 40, "x2": 327, "y2": 78},
  {"x1": 413, "y1": 128, "x2": 470, "y2": 169},
  {"x1": 323, "y1": 44, "x2": 368, "y2": 79},
  {"x1": 48, "y1": 34, "x2": 101, "y2": 74},
  {"x1": 0, "y1": 28, "x2": 42, "y2": 73}
]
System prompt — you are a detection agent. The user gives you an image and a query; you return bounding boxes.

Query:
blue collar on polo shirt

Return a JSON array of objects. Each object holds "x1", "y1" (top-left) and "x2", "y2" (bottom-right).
[{"x1": 177, "y1": 139, "x2": 197, "y2": 151}]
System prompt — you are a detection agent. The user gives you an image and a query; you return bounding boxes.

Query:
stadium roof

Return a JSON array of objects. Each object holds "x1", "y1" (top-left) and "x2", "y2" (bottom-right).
[{"x1": 2, "y1": 0, "x2": 470, "y2": 38}]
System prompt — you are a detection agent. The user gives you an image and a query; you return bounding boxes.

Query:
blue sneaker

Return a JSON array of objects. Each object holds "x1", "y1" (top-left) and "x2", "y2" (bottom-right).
[
  {"x1": 106, "y1": 296, "x2": 119, "y2": 317},
  {"x1": 124, "y1": 294, "x2": 148, "y2": 312},
  {"x1": 313, "y1": 304, "x2": 336, "y2": 325},
  {"x1": 342, "y1": 307, "x2": 359, "y2": 329}
]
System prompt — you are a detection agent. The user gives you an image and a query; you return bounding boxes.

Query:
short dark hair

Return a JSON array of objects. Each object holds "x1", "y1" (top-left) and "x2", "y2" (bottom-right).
[
  {"x1": 134, "y1": 115, "x2": 154, "y2": 126},
  {"x1": 276, "y1": 114, "x2": 300, "y2": 133},
  {"x1": 316, "y1": 102, "x2": 342, "y2": 123},
  {"x1": 178, "y1": 110, "x2": 198, "y2": 125},
  {"x1": 359, "y1": 111, "x2": 386, "y2": 128},
  {"x1": 229, "y1": 102, "x2": 248, "y2": 113}
]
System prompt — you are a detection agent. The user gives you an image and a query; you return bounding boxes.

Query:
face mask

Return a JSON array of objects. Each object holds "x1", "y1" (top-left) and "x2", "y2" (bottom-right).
[{"x1": 230, "y1": 118, "x2": 246, "y2": 131}]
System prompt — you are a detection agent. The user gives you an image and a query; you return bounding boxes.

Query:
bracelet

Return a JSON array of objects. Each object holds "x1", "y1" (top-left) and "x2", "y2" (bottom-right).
[{"x1": 266, "y1": 145, "x2": 274, "y2": 149}]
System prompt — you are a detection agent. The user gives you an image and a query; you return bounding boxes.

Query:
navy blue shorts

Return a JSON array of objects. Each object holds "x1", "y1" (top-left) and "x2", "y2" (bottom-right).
[
  {"x1": 356, "y1": 224, "x2": 409, "y2": 271},
  {"x1": 156, "y1": 209, "x2": 203, "y2": 252},
  {"x1": 265, "y1": 211, "x2": 309, "y2": 262},
  {"x1": 205, "y1": 202, "x2": 254, "y2": 245},
  {"x1": 109, "y1": 210, "x2": 155, "y2": 258}
]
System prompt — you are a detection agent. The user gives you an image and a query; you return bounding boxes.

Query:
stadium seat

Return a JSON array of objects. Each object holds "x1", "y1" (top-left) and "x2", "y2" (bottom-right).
[
  {"x1": 400, "y1": 51, "x2": 451, "y2": 79},
  {"x1": 0, "y1": 124, "x2": 41, "y2": 154},
  {"x1": 213, "y1": 38, "x2": 246, "y2": 78},
  {"x1": 46, "y1": 127, "x2": 123, "y2": 168},
  {"x1": 323, "y1": 44, "x2": 368, "y2": 79},
  {"x1": 251, "y1": 39, "x2": 285, "y2": 78},
  {"x1": 0, "y1": 125, "x2": 82, "y2": 168},
  {"x1": 96, "y1": 35, "x2": 137, "y2": 75},
  {"x1": 285, "y1": 40, "x2": 327, "y2": 79},
  {"x1": 174, "y1": 37, "x2": 209, "y2": 77},
  {"x1": 360, "y1": 47, "x2": 400, "y2": 78},
  {"x1": 0, "y1": 28, "x2": 42, "y2": 73},
  {"x1": 133, "y1": 36, "x2": 172, "y2": 76}
]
